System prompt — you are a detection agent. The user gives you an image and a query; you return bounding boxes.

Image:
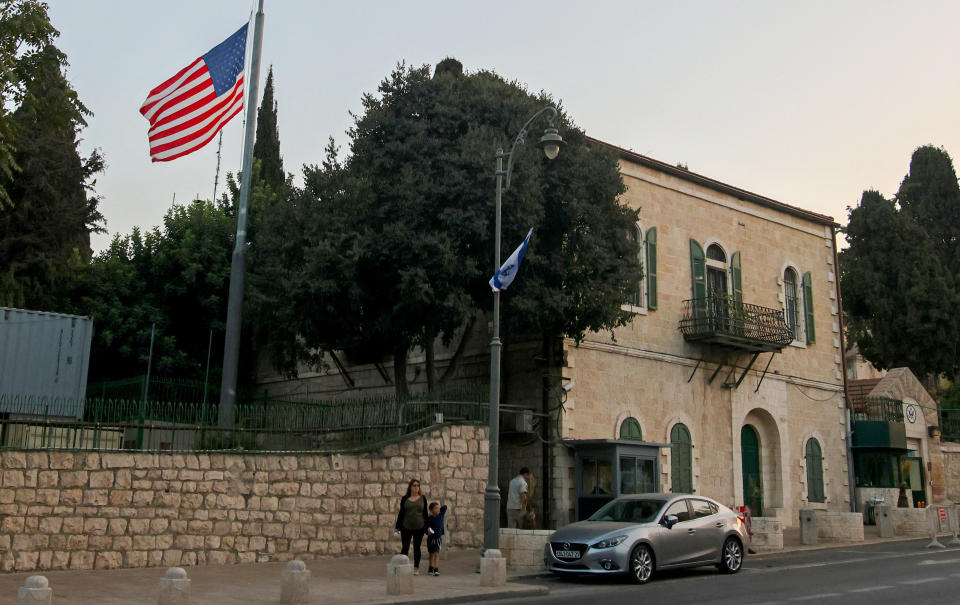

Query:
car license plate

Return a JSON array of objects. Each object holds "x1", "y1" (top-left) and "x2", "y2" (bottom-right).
[{"x1": 555, "y1": 549, "x2": 580, "y2": 559}]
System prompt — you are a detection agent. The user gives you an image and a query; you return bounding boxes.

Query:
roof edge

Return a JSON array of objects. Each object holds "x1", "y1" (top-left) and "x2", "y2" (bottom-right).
[{"x1": 587, "y1": 136, "x2": 840, "y2": 228}]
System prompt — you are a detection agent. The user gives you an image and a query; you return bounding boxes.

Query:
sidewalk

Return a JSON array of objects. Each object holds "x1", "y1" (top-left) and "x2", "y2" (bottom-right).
[
  {"x1": 0, "y1": 549, "x2": 547, "y2": 605},
  {"x1": 752, "y1": 523, "x2": 957, "y2": 557}
]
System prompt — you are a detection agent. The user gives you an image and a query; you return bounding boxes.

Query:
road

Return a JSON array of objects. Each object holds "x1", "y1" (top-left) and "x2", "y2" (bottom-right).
[{"x1": 480, "y1": 540, "x2": 960, "y2": 605}]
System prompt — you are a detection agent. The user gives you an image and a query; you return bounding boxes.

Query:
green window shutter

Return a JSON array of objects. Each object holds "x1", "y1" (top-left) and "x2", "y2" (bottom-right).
[
  {"x1": 620, "y1": 417, "x2": 642, "y2": 440},
  {"x1": 625, "y1": 228, "x2": 640, "y2": 306},
  {"x1": 731, "y1": 251, "x2": 743, "y2": 303},
  {"x1": 805, "y1": 439, "x2": 824, "y2": 503},
  {"x1": 670, "y1": 423, "x2": 693, "y2": 493},
  {"x1": 690, "y1": 239, "x2": 706, "y2": 299},
  {"x1": 802, "y1": 271, "x2": 815, "y2": 344},
  {"x1": 646, "y1": 227, "x2": 658, "y2": 310}
]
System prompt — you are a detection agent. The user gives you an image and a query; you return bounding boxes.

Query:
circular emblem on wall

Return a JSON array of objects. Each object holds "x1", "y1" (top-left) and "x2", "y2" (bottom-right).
[{"x1": 906, "y1": 404, "x2": 918, "y2": 424}]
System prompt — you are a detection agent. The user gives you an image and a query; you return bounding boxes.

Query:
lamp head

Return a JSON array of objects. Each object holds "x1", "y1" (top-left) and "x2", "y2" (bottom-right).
[{"x1": 539, "y1": 127, "x2": 563, "y2": 160}]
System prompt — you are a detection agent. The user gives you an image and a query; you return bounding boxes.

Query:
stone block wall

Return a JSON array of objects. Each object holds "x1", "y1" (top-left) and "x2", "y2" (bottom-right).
[
  {"x1": 814, "y1": 511, "x2": 864, "y2": 542},
  {"x1": 751, "y1": 517, "x2": 783, "y2": 549},
  {"x1": 498, "y1": 528, "x2": 551, "y2": 572},
  {"x1": 0, "y1": 425, "x2": 488, "y2": 572},
  {"x1": 890, "y1": 508, "x2": 930, "y2": 536},
  {"x1": 941, "y1": 443, "x2": 960, "y2": 503}
]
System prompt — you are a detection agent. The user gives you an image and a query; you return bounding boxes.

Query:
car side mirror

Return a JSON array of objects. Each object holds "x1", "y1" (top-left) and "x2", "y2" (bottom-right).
[{"x1": 662, "y1": 514, "x2": 679, "y2": 529}]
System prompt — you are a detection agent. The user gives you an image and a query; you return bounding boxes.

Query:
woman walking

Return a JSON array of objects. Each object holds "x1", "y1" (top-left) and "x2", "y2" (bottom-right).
[{"x1": 394, "y1": 478, "x2": 428, "y2": 574}]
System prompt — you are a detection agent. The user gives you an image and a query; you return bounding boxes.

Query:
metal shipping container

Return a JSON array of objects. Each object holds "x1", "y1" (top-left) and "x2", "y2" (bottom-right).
[{"x1": 0, "y1": 307, "x2": 93, "y2": 418}]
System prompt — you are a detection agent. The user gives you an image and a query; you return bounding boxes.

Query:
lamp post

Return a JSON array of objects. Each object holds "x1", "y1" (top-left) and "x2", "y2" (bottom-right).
[{"x1": 484, "y1": 106, "x2": 562, "y2": 552}]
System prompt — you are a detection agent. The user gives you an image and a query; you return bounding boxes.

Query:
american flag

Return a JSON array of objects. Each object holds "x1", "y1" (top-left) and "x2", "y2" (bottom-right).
[{"x1": 140, "y1": 24, "x2": 248, "y2": 162}]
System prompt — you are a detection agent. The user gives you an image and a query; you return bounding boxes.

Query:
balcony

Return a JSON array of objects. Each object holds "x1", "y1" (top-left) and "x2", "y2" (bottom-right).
[{"x1": 679, "y1": 294, "x2": 794, "y2": 353}]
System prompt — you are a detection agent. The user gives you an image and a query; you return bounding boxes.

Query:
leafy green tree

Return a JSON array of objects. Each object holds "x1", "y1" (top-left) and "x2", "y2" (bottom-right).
[
  {"x1": 255, "y1": 59, "x2": 640, "y2": 398},
  {"x1": 68, "y1": 199, "x2": 236, "y2": 381},
  {"x1": 0, "y1": 42, "x2": 103, "y2": 309},
  {"x1": 252, "y1": 66, "x2": 284, "y2": 192},
  {"x1": 841, "y1": 146, "x2": 960, "y2": 380}
]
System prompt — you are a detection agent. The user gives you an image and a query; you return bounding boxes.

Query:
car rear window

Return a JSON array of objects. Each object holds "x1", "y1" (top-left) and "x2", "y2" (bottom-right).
[{"x1": 587, "y1": 499, "x2": 666, "y2": 523}]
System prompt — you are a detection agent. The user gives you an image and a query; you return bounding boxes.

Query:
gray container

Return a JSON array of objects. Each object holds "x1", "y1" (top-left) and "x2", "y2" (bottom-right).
[{"x1": 0, "y1": 307, "x2": 93, "y2": 418}]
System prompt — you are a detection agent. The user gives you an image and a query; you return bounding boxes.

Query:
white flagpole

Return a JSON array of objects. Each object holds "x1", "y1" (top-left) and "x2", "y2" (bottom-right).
[{"x1": 218, "y1": 0, "x2": 264, "y2": 427}]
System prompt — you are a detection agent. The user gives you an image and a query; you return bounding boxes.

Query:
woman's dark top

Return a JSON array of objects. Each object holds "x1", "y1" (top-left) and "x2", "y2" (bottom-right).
[
  {"x1": 426, "y1": 504, "x2": 447, "y2": 536},
  {"x1": 395, "y1": 495, "x2": 428, "y2": 531}
]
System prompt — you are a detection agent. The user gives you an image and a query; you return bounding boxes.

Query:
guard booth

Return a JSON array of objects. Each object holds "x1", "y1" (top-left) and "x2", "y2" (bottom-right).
[{"x1": 569, "y1": 439, "x2": 670, "y2": 521}]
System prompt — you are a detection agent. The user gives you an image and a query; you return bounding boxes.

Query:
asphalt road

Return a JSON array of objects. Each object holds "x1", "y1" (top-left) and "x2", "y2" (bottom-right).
[{"x1": 479, "y1": 540, "x2": 960, "y2": 605}]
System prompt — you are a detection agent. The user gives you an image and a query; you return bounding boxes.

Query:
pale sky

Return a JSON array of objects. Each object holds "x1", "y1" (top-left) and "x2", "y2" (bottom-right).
[{"x1": 47, "y1": 1, "x2": 960, "y2": 252}]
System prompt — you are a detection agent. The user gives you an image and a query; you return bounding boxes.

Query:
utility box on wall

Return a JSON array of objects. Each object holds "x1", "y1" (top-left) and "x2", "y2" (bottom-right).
[{"x1": 0, "y1": 307, "x2": 93, "y2": 417}]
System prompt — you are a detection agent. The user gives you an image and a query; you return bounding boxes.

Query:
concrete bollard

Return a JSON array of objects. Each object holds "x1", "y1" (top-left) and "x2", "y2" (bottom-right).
[
  {"x1": 875, "y1": 505, "x2": 895, "y2": 538},
  {"x1": 925, "y1": 507, "x2": 945, "y2": 549},
  {"x1": 280, "y1": 560, "x2": 310, "y2": 604},
  {"x1": 158, "y1": 567, "x2": 191, "y2": 605},
  {"x1": 480, "y1": 549, "x2": 507, "y2": 587},
  {"x1": 18, "y1": 576, "x2": 52, "y2": 605},
  {"x1": 386, "y1": 554, "x2": 414, "y2": 596},
  {"x1": 799, "y1": 509, "x2": 818, "y2": 545}
]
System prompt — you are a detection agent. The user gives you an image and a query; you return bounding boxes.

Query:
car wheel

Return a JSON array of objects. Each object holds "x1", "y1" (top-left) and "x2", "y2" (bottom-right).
[
  {"x1": 718, "y1": 537, "x2": 743, "y2": 574},
  {"x1": 629, "y1": 544, "x2": 654, "y2": 584}
]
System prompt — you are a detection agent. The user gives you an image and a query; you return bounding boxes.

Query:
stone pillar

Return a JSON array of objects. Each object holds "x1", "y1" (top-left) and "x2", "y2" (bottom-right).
[
  {"x1": 18, "y1": 576, "x2": 52, "y2": 605},
  {"x1": 926, "y1": 507, "x2": 946, "y2": 549},
  {"x1": 280, "y1": 560, "x2": 310, "y2": 604},
  {"x1": 799, "y1": 510, "x2": 818, "y2": 545},
  {"x1": 875, "y1": 505, "x2": 894, "y2": 538},
  {"x1": 480, "y1": 549, "x2": 507, "y2": 587},
  {"x1": 386, "y1": 554, "x2": 414, "y2": 596},
  {"x1": 951, "y1": 505, "x2": 960, "y2": 546},
  {"x1": 158, "y1": 567, "x2": 191, "y2": 605}
]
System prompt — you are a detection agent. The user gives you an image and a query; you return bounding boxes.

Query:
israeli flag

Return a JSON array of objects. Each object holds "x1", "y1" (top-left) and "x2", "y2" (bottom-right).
[{"x1": 490, "y1": 228, "x2": 533, "y2": 292}]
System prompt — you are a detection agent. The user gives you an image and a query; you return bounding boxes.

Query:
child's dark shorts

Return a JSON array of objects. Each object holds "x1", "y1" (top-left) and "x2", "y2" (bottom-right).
[{"x1": 427, "y1": 535, "x2": 443, "y2": 553}]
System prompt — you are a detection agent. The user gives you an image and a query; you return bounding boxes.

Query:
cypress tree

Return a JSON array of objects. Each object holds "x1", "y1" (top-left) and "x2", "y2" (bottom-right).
[{"x1": 252, "y1": 66, "x2": 284, "y2": 191}]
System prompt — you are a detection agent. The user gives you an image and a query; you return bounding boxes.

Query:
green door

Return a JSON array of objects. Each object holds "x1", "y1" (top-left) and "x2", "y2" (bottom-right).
[
  {"x1": 904, "y1": 456, "x2": 926, "y2": 507},
  {"x1": 741, "y1": 425, "x2": 763, "y2": 517}
]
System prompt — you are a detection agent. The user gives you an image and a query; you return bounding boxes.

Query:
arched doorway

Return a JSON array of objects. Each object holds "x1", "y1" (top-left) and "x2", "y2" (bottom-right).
[{"x1": 741, "y1": 425, "x2": 763, "y2": 516}]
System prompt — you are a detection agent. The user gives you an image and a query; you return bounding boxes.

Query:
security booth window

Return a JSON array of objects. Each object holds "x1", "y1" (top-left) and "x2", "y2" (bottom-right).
[
  {"x1": 581, "y1": 457, "x2": 613, "y2": 496},
  {"x1": 620, "y1": 456, "x2": 655, "y2": 494},
  {"x1": 853, "y1": 450, "x2": 904, "y2": 488}
]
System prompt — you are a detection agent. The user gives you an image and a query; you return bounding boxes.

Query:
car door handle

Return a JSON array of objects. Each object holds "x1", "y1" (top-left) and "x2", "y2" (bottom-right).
[
  {"x1": 687, "y1": 529, "x2": 696, "y2": 534},
  {"x1": 715, "y1": 522, "x2": 724, "y2": 528}
]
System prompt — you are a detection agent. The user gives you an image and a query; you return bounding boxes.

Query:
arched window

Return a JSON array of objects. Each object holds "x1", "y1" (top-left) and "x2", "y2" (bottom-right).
[
  {"x1": 805, "y1": 438, "x2": 825, "y2": 503},
  {"x1": 784, "y1": 268, "x2": 800, "y2": 340},
  {"x1": 620, "y1": 417, "x2": 642, "y2": 440},
  {"x1": 705, "y1": 244, "x2": 728, "y2": 298},
  {"x1": 670, "y1": 423, "x2": 693, "y2": 493}
]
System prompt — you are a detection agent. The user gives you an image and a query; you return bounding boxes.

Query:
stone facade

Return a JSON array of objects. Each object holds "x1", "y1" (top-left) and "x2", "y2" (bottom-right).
[
  {"x1": 553, "y1": 144, "x2": 849, "y2": 527},
  {"x1": 942, "y1": 442, "x2": 960, "y2": 503},
  {"x1": 0, "y1": 425, "x2": 487, "y2": 572}
]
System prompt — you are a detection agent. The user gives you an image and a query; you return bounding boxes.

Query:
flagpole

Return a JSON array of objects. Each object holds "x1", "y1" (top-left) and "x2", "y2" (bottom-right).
[{"x1": 218, "y1": 0, "x2": 265, "y2": 427}]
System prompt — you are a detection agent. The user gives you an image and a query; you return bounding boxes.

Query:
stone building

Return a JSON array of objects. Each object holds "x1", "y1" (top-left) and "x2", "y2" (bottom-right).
[
  {"x1": 257, "y1": 137, "x2": 852, "y2": 531},
  {"x1": 537, "y1": 139, "x2": 850, "y2": 528}
]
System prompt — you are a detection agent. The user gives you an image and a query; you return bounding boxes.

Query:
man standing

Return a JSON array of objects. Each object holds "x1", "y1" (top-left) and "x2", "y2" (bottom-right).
[{"x1": 506, "y1": 467, "x2": 530, "y2": 529}]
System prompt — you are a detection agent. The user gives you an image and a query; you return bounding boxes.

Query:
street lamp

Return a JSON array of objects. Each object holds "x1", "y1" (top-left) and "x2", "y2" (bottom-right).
[{"x1": 484, "y1": 106, "x2": 563, "y2": 552}]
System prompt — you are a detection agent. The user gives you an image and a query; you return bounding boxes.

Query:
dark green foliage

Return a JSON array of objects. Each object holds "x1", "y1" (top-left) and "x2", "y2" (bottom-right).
[
  {"x1": 66, "y1": 200, "x2": 236, "y2": 381},
  {"x1": 252, "y1": 66, "x2": 284, "y2": 192},
  {"x1": 841, "y1": 146, "x2": 960, "y2": 380},
  {"x1": 0, "y1": 41, "x2": 103, "y2": 308},
  {"x1": 1, "y1": 0, "x2": 86, "y2": 209},
  {"x1": 254, "y1": 60, "x2": 640, "y2": 396}
]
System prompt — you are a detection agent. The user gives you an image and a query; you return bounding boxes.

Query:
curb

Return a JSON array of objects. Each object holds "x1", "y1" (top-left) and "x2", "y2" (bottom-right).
[
  {"x1": 751, "y1": 534, "x2": 959, "y2": 558},
  {"x1": 371, "y1": 584, "x2": 550, "y2": 605}
]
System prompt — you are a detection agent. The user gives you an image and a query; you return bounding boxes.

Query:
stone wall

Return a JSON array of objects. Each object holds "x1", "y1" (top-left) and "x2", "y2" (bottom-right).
[
  {"x1": 890, "y1": 508, "x2": 930, "y2": 536},
  {"x1": 814, "y1": 511, "x2": 864, "y2": 542},
  {"x1": 941, "y1": 443, "x2": 960, "y2": 503},
  {"x1": 750, "y1": 517, "x2": 783, "y2": 549},
  {"x1": 498, "y1": 528, "x2": 550, "y2": 573},
  {"x1": 0, "y1": 424, "x2": 487, "y2": 572}
]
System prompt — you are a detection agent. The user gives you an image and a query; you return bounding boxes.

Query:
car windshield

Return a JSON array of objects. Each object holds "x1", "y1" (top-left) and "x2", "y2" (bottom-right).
[{"x1": 587, "y1": 498, "x2": 666, "y2": 523}]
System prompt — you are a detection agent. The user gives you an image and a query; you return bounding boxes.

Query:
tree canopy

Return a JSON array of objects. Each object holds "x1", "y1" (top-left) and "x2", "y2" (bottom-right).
[
  {"x1": 841, "y1": 145, "x2": 960, "y2": 380},
  {"x1": 253, "y1": 59, "x2": 640, "y2": 397}
]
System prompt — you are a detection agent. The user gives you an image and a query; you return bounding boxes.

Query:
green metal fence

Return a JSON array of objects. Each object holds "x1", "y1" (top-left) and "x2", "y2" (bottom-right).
[{"x1": 0, "y1": 389, "x2": 488, "y2": 454}]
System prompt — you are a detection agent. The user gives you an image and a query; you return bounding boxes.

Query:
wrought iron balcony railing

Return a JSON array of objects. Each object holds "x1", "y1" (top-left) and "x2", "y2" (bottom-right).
[
  {"x1": 679, "y1": 294, "x2": 794, "y2": 352},
  {"x1": 852, "y1": 397, "x2": 905, "y2": 423}
]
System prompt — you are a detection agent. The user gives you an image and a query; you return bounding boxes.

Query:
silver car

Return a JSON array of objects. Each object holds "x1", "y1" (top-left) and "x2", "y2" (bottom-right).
[{"x1": 544, "y1": 493, "x2": 748, "y2": 583}]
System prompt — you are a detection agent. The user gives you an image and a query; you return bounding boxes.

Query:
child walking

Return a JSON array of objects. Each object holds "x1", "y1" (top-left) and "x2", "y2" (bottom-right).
[{"x1": 425, "y1": 501, "x2": 447, "y2": 576}]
